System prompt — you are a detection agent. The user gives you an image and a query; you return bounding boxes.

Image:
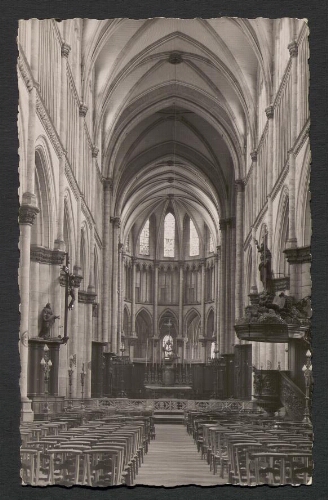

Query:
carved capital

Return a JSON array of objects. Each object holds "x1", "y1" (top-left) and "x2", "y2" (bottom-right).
[
  {"x1": 110, "y1": 216, "x2": 121, "y2": 228},
  {"x1": 235, "y1": 179, "x2": 245, "y2": 192},
  {"x1": 250, "y1": 150, "x2": 258, "y2": 162},
  {"x1": 19, "y1": 204, "x2": 39, "y2": 225},
  {"x1": 79, "y1": 103, "x2": 88, "y2": 117},
  {"x1": 71, "y1": 274, "x2": 83, "y2": 288},
  {"x1": 220, "y1": 217, "x2": 235, "y2": 230},
  {"x1": 61, "y1": 42, "x2": 71, "y2": 58},
  {"x1": 283, "y1": 246, "x2": 311, "y2": 264},
  {"x1": 78, "y1": 290, "x2": 97, "y2": 304},
  {"x1": 103, "y1": 177, "x2": 113, "y2": 191},
  {"x1": 30, "y1": 246, "x2": 66, "y2": 265},
  {"x1": 265, "y1": 105, "x2": 274, "y2": 119},
  {"x1": 92, "y1": 146, "x2": 99, "y2": 158},
  {"x1": 288, "y1": 41, "x2": 298, "y2": 58}
]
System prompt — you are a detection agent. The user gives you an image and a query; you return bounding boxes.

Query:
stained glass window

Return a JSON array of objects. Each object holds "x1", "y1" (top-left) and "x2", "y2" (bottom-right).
[
  {"x1": 209, "y1": 233, "x2": 214, "y2": 253},
  {"x1": 140, "y1": 219, "x2": 150, "y2": 255},
  {"x1": 164, "y1": 213, "x2": 175, "y2": 257},
  {"x1": 190, "y1": 219, "x2": 199, "y2": 256}
]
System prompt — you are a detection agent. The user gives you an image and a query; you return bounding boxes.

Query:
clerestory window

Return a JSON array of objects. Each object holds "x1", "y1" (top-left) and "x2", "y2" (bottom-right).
[
  {"x1": 140, "y1": 219, "x2": 150, "y2": 255},
  {"x1": 164, "y1": 213, "x2": 175, "y2": 257},
  {"x1": 190, "y1": 219, "x2": 199, "y2": 256}
]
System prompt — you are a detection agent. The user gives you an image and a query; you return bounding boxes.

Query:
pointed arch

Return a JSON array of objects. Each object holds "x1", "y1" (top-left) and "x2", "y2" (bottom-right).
[
  {"x1": 206, "y1": 308, "x2": 215, "y2": 338},
  {"x1": 296, "y1": 144, "x2": 311, "y2": 247},
  {"x1": 273, "y1": 186, "x2": 289, "y2": 277},
  {"x1": 32, "y1": 139, "x2": 57, "y2": 247},
  {"x1": 123, "y1": 305, "x2": 131, "y2": 336},
  {"x1": 63, "y1": 189, "x2": 76, "y2": 260},
  {"x1": 135, "y1": 307, "x2": 153, "y2": 358}
]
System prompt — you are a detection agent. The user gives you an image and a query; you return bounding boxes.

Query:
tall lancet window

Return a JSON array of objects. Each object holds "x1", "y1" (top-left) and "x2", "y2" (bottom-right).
[
  {"x1": 140, "y1": 219, "x2": 150, "y2": 255},
  {"x1": 209, "y1": 233, "x2": 214, "y2": 253},
  {"x1": 190, "y1": 219, "x2": 199, "y2": 256},
  {"x1": 164, "y1": 213, "x2": 175, "y2": 257}
]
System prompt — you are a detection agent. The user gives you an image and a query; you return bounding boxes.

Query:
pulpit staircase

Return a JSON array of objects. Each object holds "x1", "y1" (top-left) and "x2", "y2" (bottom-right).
[{"x1": 253, "y1": 368, "x2": 306, "y2": 421}]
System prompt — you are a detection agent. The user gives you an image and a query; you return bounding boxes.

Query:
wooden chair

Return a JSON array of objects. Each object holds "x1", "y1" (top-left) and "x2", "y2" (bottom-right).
[
  {"x1": 48, "y1": 449, "x2": 83, "y2": 485},
  {"x1": 20, "y1": 448, "x2": 41, "y2": 485}
]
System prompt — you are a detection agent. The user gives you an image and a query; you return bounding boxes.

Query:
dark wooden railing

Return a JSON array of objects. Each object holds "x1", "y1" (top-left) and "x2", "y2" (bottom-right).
[{"x1": 279, "y1": 371, "x2": 306, "y2": 421}]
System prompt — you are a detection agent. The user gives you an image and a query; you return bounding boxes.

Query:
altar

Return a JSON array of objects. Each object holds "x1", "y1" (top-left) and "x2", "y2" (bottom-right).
[{"x1": 144, "y1": 358, "x2": 193, "y2": 398}]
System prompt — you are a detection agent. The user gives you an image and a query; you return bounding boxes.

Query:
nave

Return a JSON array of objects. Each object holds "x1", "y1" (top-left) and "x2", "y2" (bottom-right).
[
  {"x1": 135, "y1": 424, "x2": 225, "y2": 486},
  {"x1": 20, "y1": 405, "x2": 313, "y2": 487}
]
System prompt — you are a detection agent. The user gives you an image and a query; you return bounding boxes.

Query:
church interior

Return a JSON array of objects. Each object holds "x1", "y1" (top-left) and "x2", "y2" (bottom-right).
[{"x1": 18, "y1": 18, "x2": 312, "y2": 486}]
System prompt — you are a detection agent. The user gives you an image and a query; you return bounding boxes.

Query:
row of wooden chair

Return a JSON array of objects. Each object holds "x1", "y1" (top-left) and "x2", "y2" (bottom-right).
[
  {"x1": 185, "y1": 411, "x2": 313, "y2": 485},
  {"x1": 21, "y1": 414, "x2": 154, "y2": 486}
]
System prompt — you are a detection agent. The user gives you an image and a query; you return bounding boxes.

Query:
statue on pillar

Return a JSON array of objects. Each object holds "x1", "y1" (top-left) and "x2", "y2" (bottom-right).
[
  {"x1": 39, "y1": 303, "x2": 60, "y2": 339},
  {"x1": 255, "y1": 235, "x2": 272, "y2": 291}
]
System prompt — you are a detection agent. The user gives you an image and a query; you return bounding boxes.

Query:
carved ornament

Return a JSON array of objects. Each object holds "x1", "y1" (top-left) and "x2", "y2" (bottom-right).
[
  {"x1": 30, "y1": 246, "x2": 66, "y2": 265},
  {"x1": 110, "y1": 216, "x2": 121, "y2": 228},
  {"x1": 284, "y1": 246, "x2": 311, "y2": 264},
  {"x1": 61, "y1": 42, "x2": 71, "y2": 58},
  {"x1": 78, "y1": 290, "x2": 97, "y2": 304},
  {"x1": 265, "y1": 105, "x2": 274, "y2": 119},
  {"x1": 19, "y1": 204, "x2": 39, "y2": 225},
  {"x1": 250, "y1": 150, "x2": 258, "y2": 162},
  {"x1": 79, "y1": 103, "x2": 88, "y2": 117},
  {"x1": 288, "y1": 41, "x2": 298, "y2": 58}
]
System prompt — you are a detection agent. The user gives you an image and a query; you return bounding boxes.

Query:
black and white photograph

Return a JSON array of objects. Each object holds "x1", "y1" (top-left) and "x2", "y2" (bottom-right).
[{"x1": 17, "y1": 17, "x2": 313, "y2": 487}]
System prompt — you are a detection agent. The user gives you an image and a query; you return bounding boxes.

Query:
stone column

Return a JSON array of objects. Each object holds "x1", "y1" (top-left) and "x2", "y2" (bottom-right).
[
  {"x1": 223, "y1": 219, "x2": 231, "y2": 353},
  {"x1": 92, "y1": 146, "x2": 99, "y2": 220},
  {"x1": 55, "y1": 41, "x2": 71, "y2": 251},
  {"x1": 85, "y1": 225, "x2": 95, "y2": 398},
  {"x1": 201, "y1": 259, "x2": 206, "y2": 337},
  {"x1": 178, "y1": 261, "x2": 184, "y2": 337},
  {"x1": 29, "y1": 258, "x2": 40, "y2": 338},
  {"x1": 266, "y1": 106, "x2": 274, "y2": 251},
  {"x1": 102, "y1": 178, "x2": 112, "y2": 345},
  {"x1": 235, "y1": 180, "x2": 245, "y2": 320},
  {"x1": 19, "y1": 20, "x2": 40, "y2": 420},
  {"x1": 286, "y1": 41, "x2": 299, "y2": 297},
  {"x1": 117, "y1": 243, "x2": 124, "y2": 349},
  {"x1": 215, "y1": 247, "x2": 220, "y2": 347},
  {"x1": 19, "y1": 203, "x2": 39, "y2": 421},
  {"x1": 110, "y1": 216, "x2": 120, "y2": 354},
  {"x1": 228, "y1": 218, "x2": 236, "y2": 354},
  {"x1": 219, "y1": 221, "x2": 227, "y2": 354},
  {"x1": 250, "y1": 151, "x2": 258, "y2": 223},
  {"x1": 78, "y1": 103, "x2": 88, "y2": 188},
  {"x1": 153, "y1": 261, "x2": 159, "y2": 337},
  {"x1": 131, "y1": 257, "x2": 137, "y2": 335}
]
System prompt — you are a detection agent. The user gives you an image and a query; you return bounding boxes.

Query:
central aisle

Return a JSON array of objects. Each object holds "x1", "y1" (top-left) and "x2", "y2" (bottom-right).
[{"x1": 135, "y1": 424, "x2": 226, "y2": 486}]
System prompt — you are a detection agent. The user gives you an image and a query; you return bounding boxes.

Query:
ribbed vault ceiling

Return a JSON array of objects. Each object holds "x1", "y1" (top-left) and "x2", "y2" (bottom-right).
[{"x1": 81, "y1": 18, "x2": 273, "y2": 247}]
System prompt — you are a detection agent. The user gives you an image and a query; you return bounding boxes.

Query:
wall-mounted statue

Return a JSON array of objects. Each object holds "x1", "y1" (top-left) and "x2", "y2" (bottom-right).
[
  {"x1": 255, "y1": 238, "x2": 272, "y2": 291},
  {"x1": 39, "y1": 303, "x2": 60, "y2": 339}
]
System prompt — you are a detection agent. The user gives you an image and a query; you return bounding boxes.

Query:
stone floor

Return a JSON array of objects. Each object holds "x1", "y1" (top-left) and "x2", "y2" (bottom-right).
[{"x1": 135, "y1": 424, "x2": 226, "y2": 487}]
